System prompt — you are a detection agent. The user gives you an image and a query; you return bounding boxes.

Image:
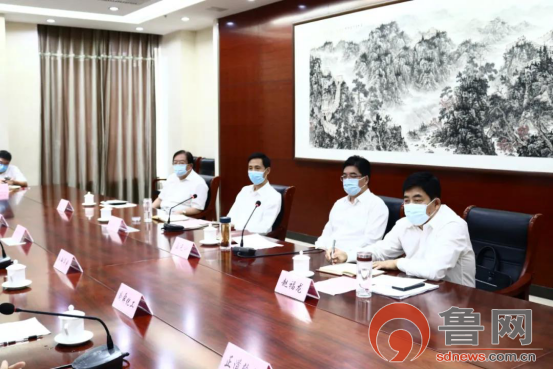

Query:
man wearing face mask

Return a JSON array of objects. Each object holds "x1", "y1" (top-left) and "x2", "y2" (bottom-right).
[
  {"x1": 227, "y1": 152, "x2": 282, "y2": 235},
  {"x1": 152, "y1": 150, "x2": 208, "y2": 215},
  {"x1": 316, "y1": 156, "x2": 389, "y2": 263},
  {"x1": 370, "y1": 172, "x2": 475, "y2": 287},
  {"x1": 0, "y1": 150, "x2": 28, "y2": 187}
]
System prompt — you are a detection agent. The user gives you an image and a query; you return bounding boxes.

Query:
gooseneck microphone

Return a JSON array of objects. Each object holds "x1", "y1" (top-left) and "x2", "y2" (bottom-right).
[
  {"x1": 0, "y1": 303, "x2": 128, "y2": 369},
  {"x1": 0, "y1": 240, "x2": 13, "y2": 269},
  {"x1": 162, "y1": 194, "x2": 197, "y2": 232},
  {"x1": 240, "y1": 201, "x2": 261, "y2": 247}
]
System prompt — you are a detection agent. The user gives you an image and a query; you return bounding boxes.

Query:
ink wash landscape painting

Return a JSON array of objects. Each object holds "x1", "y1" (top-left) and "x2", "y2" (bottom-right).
[{"x1": 294, "y1": 0, "x2": 553, "y2": 172}]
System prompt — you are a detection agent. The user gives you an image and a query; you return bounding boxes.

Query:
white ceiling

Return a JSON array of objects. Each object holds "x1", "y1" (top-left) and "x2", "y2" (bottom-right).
[{"x1": 0, "y1": 0, "x2": 283, "y2": 34}]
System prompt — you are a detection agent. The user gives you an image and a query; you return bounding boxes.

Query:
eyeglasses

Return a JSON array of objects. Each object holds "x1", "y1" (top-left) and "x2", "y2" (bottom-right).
[
  {"x1": 173, "y1": 161, "x2": 188, "y2": 165},
  {"x1": 340, "y1": 174, "x2": 364, "y2": 181}
]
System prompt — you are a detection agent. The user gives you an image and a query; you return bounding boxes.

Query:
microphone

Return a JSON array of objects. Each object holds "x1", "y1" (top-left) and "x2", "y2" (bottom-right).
[
  {"x1": 162, "y1": 194, "x2": 197, "y2": 232},
  {"x1": 232, "y1": 247, "x2": 324, "y2": 258},
  {"x1": 0, "y1": 240, "x2": 13, "y2": 269},
  {"x1": 240, "y1": 201, "x2": 261, "y2": 247},
  {"x1": 0, "y1": 303, "x2": 128, "y2": 369}
]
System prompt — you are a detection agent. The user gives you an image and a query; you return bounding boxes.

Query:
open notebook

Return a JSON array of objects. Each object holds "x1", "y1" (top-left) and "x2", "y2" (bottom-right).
[{"x1": 317, "y1": 263, "x2": 385, "y2": 278}]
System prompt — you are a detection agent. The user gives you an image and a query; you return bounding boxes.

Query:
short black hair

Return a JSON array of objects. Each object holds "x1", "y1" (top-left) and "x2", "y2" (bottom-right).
[
  {"x1": 173, "y1": 150, "x2": 194, "y2": 165},
  {"x1": 248, "y1": 152, "x2": 271, "y2": 168},
  {"x1": 0, "y1": 150, "x2": 12, "y2": 162},
  {"x1": 343, "y1": 155, "x2": 371, "y2": 178},
  {"x1": 403, "y1": 172, "x2": 441, "y2": 199}
]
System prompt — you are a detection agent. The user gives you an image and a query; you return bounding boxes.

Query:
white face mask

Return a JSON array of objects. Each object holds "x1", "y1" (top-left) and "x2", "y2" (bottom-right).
[{"x1": 404, "y1": 199, "x2": 437, "y2": 226}]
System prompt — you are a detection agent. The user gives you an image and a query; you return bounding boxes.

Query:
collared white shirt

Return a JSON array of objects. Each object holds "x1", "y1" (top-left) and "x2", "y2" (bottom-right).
[
  {"x1": 227, "y1": 182, "x2": 282, "y2": 235},
  {"x1": 159, "y1": 170, "x2": 208, "y2": 213},
  {"x1": 315, "y1": 189, "x2": 389, "y2": 262},
  {"x1": 0, "y1": 165, "x2": 27, "y2": 183},
  {"x1": 369, "y1": 205, "x2": 476, "y2": 287}
]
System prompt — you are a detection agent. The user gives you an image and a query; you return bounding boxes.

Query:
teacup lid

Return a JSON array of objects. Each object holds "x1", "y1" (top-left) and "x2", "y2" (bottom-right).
[
  {"x1": 206, "y1": 223, "x2": 216, "y2": 230},
  {"x1": 293, "y1": 250, "x2": 309, "y2": 260},
  {"x1": 60, "y1": 304, "x2": 85, "y2": 319},
  {"x1": 6, "y1": 260, "x2": 26, "y2": 271}
]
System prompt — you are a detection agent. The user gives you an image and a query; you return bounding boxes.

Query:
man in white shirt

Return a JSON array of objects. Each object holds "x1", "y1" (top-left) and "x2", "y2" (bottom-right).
[
  {"x1": 227, "y1": 152, "x2": 282, "y2": 235},
  {"x1": 0, "y1": 151, "x2": 28, "y2": 187},
  {"x1": 370, "y1": 172, "x2": 476, "y2": 287},
  {"x1": 316, "y1": 156, "x2": 389, "y2": 263},
  {"x1": 152, "y1": 150, "x2": 208, "y2": 215}
]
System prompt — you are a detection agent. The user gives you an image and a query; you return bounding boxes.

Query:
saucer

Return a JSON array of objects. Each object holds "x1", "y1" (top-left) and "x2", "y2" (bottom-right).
[
  {"x1": 200, "y1": 239, "x2": 219, "y2": 246},
  {"x1": 82, "y1": 202, "x2": 96, "y2": 207},
  {"x1": 291, "y1": 271, "x2": 315, "y2": 278},
  {"x1": 97, "y1": 218, "x2": 111, "y2": 223},
  {"x1": 2, "y1": 279, "x2": 32, "y2": 290},
  {"x1": 54, "y1": 330, "x2": 94, "y2": 346}
]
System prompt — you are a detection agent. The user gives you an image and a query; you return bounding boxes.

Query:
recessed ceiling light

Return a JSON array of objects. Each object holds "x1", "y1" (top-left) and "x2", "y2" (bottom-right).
[
  {"x1": 109, "y1": 7, "x2": 119, "y2": 12},
  {"x1": 46, "y1": 19, "x2": 56, "y2": 23},
  {"x1": 136, "y1": 27, "x2": 144, "y2": 31},
  {"x1": 181, "y1": 17, "x2": 190, "y2": 22},
  {"x1": 299, "y1": 5, "x2": 307, "y2": 9},
  {"x1": 226, "y1": 22, "x2": 235, "y2": 26},
  {"x1": 248, "y1": 0, "x2": 256, "y2": 2}
]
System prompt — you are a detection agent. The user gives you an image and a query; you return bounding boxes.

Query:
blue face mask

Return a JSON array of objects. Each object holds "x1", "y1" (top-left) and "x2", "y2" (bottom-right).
[
  {"x1": 173, "y1": 164, "x2": 190, "y2": 177},
  {"x1": 343, "y1": 177, "x2": 367, "y2": 197},
  {"x1": 404, "y1": 199, "x2": 437, "y2": 226},
  {"x1": 248, "y1": 170, "x2": 266, "y2": 186},
  {"x1": 0, "y1": 164, "x2": 7, "y2": 174}
]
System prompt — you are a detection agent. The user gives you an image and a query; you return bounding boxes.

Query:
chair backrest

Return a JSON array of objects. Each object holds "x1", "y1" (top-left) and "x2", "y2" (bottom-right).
[
  {"x1": 267, "y1": 185, "x2": 296, "y2": 241},
  {"x1": 199, "y1": 158, "x2": 215, "y2": 176},
  {"x1": 199, "y1": 174, "x2": 220, "y2": 221},
  {"x1": 463, "y1": 206, "x2": 542, "y2": 286},
  {"x1": 378, "y1": 196, "x2": 404, "y2": 236},
  {"x1": 193, "y1": 156, "x2": 203, "y2": 173}
]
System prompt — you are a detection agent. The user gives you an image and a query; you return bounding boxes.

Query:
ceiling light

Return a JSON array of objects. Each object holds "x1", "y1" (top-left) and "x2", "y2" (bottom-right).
[
  {"x1": 109, "y1": 7, "x2": 119, "y2": 12},
  {"x1": 226, "y1": 22, "x2": 235, "y2": 26},
  {"x1": 181, "y1": 17, "x2": 190, "y2": 22},
  {"x1": 46, "y1": 19, "x2": 56, "y2": 23},
  {"x1": 136, "y1": 27, "x2": 144, "y2": 31},
  {"x1": 248, "y1": 0, "x2": 256, "y2": 2},
  {"x1": 299, "y1": 5, "x2": 307, "y2": 9}
]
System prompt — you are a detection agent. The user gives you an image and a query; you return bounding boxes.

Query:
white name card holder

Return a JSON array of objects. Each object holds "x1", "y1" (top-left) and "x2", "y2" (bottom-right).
[
  {"x1": 53, "y1": 249, "x2": 83, "y2": 274},
  {"x1": 274, "y1": 270, "x2": 320, "y2": 302},
  {"x1": 0, "y1": 225, "x2": 34, "y2": 246},
  {"x1": 107, "y1": 217, "x2": 139, "y2": 234},
  {"x1": 112, "y1": 283, "x2": 153, "y2": 319},
  {"x1": 218, "y1": 343, "x2": 273, "y2": 369},
  {"x1": 57, "y1": 199, "x2": 75, "y2": 212},
  {"x1": 0, "y1": 214, "x2": 8, "y2": 228},
  {"x1": 171, "y1": 238, "x2": 201, "y2": 259}
]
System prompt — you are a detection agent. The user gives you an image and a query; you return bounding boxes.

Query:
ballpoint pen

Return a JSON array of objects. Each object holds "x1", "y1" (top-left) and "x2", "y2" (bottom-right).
[
  {"x1": 331, "y1": 240, "x2": 336, "y2": 264},
  {"x1": 1, "y1": 335, "x2": 43, "y2": 347}
]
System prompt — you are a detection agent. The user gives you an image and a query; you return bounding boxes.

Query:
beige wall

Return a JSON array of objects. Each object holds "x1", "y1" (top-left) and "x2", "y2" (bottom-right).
[
  {"x1": 0, "y1": 21, "x2": 41, "y2": 186},
  {"x1": 0, "y1": 16, "x2": 8, "y2": 150},
  {"x1": 156, "y1": 25, "x2": 219, "y2": 178}
]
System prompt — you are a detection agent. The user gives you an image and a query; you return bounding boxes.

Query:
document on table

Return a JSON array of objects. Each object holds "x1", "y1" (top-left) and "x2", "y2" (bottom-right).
[
  {"x1": 100, "y1": 202, "x2": 137, "y2": 209},
  {"x1": 371, "y1": 275, "x2": 439, "y2": 300},
  {"x1": 0, "y1": 318, "x2": 51, "y2": 343},
  {"x1": 315, "y1": 277, "x2": 358, "y2": 296},
  {"x1": 317, "y1": 263, "x2": 385, "y2": 278},
  {"x1": 233, "y1": 234, "x2": 282, "y2": 250},
  {"x1": 155, "y1": 212, "x2": 189, "y2": 223}
]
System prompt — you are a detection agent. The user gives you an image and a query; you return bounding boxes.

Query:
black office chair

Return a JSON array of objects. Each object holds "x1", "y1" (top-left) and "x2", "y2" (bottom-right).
[
  {"x1": 378, "y1": 196, "x2": 404, "y2": 236},
  {"x1": 188, "y1": 174, "x2": 220, "y2": 221},
  {"x1": 199, "y1": 158, "x2": 215, "y2": 176},
  {"x1": 463, "y1": 206, "x2": 543, "y2": 300},
  {"x1": 266, "y1": 185, "x2": 296, "y2": 241}
]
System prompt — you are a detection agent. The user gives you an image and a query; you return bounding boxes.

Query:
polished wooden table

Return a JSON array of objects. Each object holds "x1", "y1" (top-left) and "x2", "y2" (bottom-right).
[{"x1": 1, "y1": 186, "x2": 552, "y2": 368}]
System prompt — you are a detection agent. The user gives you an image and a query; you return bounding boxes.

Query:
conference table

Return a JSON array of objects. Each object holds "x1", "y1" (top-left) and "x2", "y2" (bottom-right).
[{"x1": 1, "y1": 186, "x2": 552, "y2": 368}]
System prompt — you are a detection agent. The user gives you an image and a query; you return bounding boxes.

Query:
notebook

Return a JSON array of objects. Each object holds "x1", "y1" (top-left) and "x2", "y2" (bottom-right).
[
  {"x1": 371, "y1": 275, "x2": 439, "y2": 300},
  {"x1": 317, "y1": 263, "x2": 385, "y2": 278}
]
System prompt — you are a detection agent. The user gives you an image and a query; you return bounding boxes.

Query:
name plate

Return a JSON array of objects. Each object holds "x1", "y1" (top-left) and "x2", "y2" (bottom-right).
[
  {"x1": 0, "y1": 183, "x2": 8, "y2": 194},
  {"x1": 218, "y1": 343, "x2": 272, "y2": 369},
  {"x1": 0, "y1": 214, "x2": 8, "y2": 228},
  {"x1": 112, "y1": 283, "x2": 153, "y2": 319},
  {"x1": 274, "y1": 270, "x2": 320, "y2": 302},
  {"x1": 107, "y1": 216, "x2": 139, "y2": 234},
  {"x1": 57, "y1": 199, "x2": 74, "y2": 212},
  {"x1": 171, "y1": 238, "x2": 201, "y2": 259},
  {"x1": 54, "y1": 249, "x2": 83, "y2": 274},
  {"x1": 12, "y1": 225, "x2": 33, "y2": 243}
]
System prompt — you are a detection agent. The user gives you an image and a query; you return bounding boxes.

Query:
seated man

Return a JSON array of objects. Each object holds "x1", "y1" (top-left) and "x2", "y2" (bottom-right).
[
  {"x1": 152, "y1": 150, "x2": 208, "y2": 216},
  {"x1": 0, "y1": 150, "x2": 28, "y2": 187},
  {"x1": 227, "y1": 152, "x2": 282, "y2": 235},
  {"x1": 316, "y1": 156, "x2": 389, "y2": 263},
  {"x1": 371, "y1": 172, "x2": 476, "y2": 287}
]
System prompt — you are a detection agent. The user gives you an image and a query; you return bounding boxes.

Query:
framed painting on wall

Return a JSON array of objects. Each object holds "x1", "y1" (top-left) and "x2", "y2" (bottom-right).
[{"x1": 294, "y1": 0, "x2": 553, "y2": 173}]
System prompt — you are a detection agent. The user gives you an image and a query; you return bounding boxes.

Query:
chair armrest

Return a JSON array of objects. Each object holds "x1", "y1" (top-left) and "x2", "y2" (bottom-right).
[{"x1": 496, "y1": 273, "x2": 532, "y2": 298}]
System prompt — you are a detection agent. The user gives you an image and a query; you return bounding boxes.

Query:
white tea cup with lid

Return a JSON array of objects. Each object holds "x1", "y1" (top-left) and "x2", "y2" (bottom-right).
[
  {"x1": 203, "y1": 223, "x2": 218, "y2": 243},
  {"x1": 2, "y1": 260, "x2": 32, "y2": 289},
  {"x1": 54, "y1": 305, "x2": 94, "y2": 345},
  {"x1": 292, "y1": 250, "x2": 313, "y2": 277}
]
